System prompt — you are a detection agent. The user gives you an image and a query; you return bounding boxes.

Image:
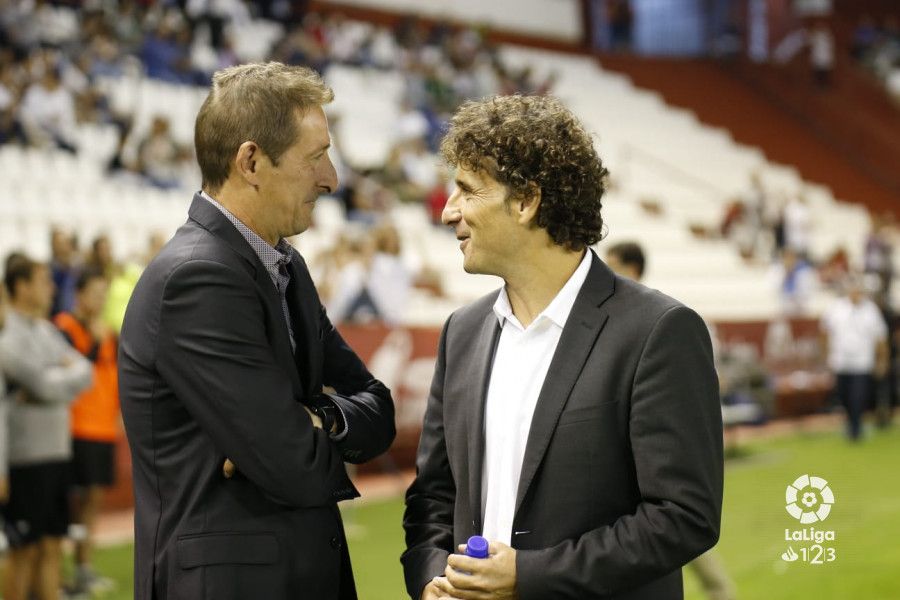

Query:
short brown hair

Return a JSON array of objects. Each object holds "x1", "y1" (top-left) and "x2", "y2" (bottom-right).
[
  {"x1": 195, "y1": 62, "x2": 335, "y2": 192},
  {"x1": 441, "y1": 95, "x2": 608, "y2": 251},
  {"x1": 4, "y1": 253, "x2": 41, "y2": 298}
]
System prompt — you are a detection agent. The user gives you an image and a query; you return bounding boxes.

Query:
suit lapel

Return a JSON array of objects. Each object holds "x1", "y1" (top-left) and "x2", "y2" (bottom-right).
[
  {"x1": 467, "y1": 308, "x2": 502, "y2": 531},
  {"x1": 188, "y1": 194, "x2": 303, "y2": 397},
  {"x1": 513, "y1": 255, "x2": 616, "y2": 517}
]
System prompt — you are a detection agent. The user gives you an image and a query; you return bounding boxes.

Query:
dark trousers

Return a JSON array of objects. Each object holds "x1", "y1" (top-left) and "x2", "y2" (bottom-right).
[{"x1": 835, "y1": 373, "x2": 873, "y2": 441}]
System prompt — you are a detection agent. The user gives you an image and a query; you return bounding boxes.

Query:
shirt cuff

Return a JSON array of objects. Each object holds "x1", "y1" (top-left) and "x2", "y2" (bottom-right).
[{"x1": 325, "y1": 394, "x2": 349, "y2": 442}]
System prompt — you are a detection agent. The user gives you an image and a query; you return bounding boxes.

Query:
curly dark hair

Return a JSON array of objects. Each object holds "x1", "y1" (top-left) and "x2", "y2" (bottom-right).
[{"x1": 440, "y1": 95, "x2": 608, "y2": 250}]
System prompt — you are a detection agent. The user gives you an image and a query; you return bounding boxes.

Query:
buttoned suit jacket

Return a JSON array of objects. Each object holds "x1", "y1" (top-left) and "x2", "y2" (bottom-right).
[
  {"x1": 119, "y1": 195, "x2": 395, "y2": 600},
  {"x1": 402, "y1": 253, "x2": 723, "y2": 599}
]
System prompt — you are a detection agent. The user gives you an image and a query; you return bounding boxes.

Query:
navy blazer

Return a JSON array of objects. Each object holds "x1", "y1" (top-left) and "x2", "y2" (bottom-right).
[{"x1": 120, "y1": 195, "x2": 395, "y2": 600}]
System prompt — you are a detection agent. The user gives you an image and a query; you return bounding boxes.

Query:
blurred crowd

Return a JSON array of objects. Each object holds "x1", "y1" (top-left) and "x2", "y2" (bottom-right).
[
  {"x1": 0, "y1": 227, "x2": 165, "y2": 599},
  {"x1": 0, "y1": 0, "x2": 559, "y2": 329},
  {"x1": 715, "y1": 170, "x2": 897, "y2": 320}
]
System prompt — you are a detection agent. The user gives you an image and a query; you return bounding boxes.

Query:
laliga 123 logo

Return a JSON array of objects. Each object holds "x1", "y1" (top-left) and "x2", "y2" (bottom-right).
[
  {"x1": 785, "y1": 474, "x2": 834, "y2": 523},
  {"x1": 781, "y1": 474, "x2": 837, "y2": 565}
]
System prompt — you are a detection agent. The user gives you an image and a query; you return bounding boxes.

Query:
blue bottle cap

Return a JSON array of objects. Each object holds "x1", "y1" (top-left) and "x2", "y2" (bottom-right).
[{"x1": 465, "y1": 535, "x2": 489, "y2": 559}]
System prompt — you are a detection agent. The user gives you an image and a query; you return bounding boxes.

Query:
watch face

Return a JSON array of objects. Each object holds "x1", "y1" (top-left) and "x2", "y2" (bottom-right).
[{"x1": 316, "y1": 405, "x2": 336, "y2": 431}]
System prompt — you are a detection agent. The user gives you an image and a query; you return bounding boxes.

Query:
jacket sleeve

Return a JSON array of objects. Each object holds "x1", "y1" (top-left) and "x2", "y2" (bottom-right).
[
  {"x1": 516, "y1": 305, "x2": 724, "y2": 599},
  {"x1": 319, "y1": 305, "x2": 396, "y2": 464},
  {"x1": 155, "y1": 259, "x2": 351, "y2": 508},
  {"x1": 0, "y1": 329, "x2": 93, "y2": 405},
  {"x1": 401, "y1": 317, "x2": 456, "y2": 600}
]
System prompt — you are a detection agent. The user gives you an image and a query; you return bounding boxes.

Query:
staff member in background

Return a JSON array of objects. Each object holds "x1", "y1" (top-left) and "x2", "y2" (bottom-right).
[
  {"x1": 821, "y1": 275, "x2": 889, "y2": 442},
  {"x1": 402, "y1": 95, "x2": 723, "y2": 600},
  {"x1": 53, "y1": 267, "x2": 119, "y2": 596},
  {"x1": 119, "y1": 62, "x2": 395, "y2": 600},
  {"x1": 0, "y1": 255, "x2": 93, "y2": 600},
  {"x1": 605, "y1": 241, "x2": 645, "y2": 282}
]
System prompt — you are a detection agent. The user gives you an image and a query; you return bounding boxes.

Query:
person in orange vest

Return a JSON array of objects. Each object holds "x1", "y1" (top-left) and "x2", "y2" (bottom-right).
[{"x1": 53, "y1": 267, "x2": 119, "y2": 595}]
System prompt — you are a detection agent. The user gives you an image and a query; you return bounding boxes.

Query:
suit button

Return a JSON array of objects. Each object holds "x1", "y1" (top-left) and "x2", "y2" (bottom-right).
[{"x1": 330, "y1": 536, "x2": 341, "y2": 549}]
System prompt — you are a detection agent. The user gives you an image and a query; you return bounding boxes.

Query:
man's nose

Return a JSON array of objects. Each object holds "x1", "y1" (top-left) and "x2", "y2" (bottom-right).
[
  {"x1": 442, "y1": 191, "x2": 462, "y2": 226},
  {"x1": 319, "y1": 155, "x2": 338, "y2": 194}
]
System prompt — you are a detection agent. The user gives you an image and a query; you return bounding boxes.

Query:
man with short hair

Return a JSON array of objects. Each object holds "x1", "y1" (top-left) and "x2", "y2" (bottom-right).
[
  {"x1": 821, "y1": 275, "x2": 888, "y2": 441},
  {"x1": 119, "y1": 62, "x2": 395, "y2": 600},
  {"x1": 53, "y1": 267, "x2": 119, "y2": 595},
  {"x1": 0, "y1": 255, "x2": 93, "y2": 600},
  {"x1": 403, "y1": 95, "x2": 723, "y2": 600},
  {"x1": 606, "y1": 241, "x2": 646, "y2": 281}
]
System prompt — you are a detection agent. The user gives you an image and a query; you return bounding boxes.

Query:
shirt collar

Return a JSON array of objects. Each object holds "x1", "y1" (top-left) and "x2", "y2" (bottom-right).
[
  {"x1": 492, "y1": 249, "x2": 593, "y2": 330},
  {"x1": 200, "y1": 190, "x2": 293, "y2": 271}
]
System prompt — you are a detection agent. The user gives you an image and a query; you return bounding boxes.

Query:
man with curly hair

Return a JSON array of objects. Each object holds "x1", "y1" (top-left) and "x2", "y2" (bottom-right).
[{"x1": 402, "y1": 95, "x2": 723, "y2": 600}]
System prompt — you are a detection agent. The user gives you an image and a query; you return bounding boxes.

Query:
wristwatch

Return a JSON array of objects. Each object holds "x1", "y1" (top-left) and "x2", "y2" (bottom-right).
[{"x1": 311, "y1": 400, "x2": 338, "y2": 434}]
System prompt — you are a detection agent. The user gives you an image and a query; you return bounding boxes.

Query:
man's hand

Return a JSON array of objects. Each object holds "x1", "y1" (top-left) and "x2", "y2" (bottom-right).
[
  {"x1": 89, "y1": 318, "x2": 110, "y2": 342},
  {"x1": 304, "y1": 405, "x2": 324, "y2": 429},
  {"x1": 432, "y1": 541, "x2": 518, "y2": 600},
  {"x1": 421, "y1": 578, "x2": 451, "y2": 600},
  {"x1": 223, "y1": 406, "x2": 324, "y2": 478}
]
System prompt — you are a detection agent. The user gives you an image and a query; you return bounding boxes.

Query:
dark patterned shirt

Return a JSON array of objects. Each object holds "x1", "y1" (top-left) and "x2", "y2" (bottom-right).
[{"x1": 201, "y1": 191, "x2": 296, "y2": 352}]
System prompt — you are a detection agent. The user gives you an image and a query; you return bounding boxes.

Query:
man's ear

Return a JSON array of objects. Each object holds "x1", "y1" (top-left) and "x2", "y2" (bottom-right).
[
  {"x1": 234, "y1": 141, "x2": 262, "y2": 188},
  {"x1": 516, "y1": 184, "x2": 541, "y2": 226}
]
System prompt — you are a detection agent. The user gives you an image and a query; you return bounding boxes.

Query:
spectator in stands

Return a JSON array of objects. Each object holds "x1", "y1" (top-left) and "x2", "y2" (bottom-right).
[
  {"x1": 606, "y1": 241, "x2": 645, "y2": 280},
  {"x1": 770, "y1": 247, "x2": 817, "y2": 316},
  {"x1": 0, "y1": 57, "x2": 26, "y2": 145},
  {"x1": 864, "y1": 212, "x2": 894, "y2": 307},
  {"x1": 49, "y1": 227, "x2": 79, "y2": 317},
  {"x1": 140, "y1": 22, "x2": 198, "y2": 85},
  {"x1": 367, "y1": 223, "x2": 415, "y2": 325},
  {"x1": 870, "y1": 17, "x2": 900, "y2": 79},
  {"x1": 339, "y1": 170, "x2": 395, "y2": 225},
  {"x1": 53, "y1": 268, "x2": 119, "y2": 596},
  {"x1": 819, "y1": 246, "x2": 850, "y2": 290},
  {"x1": 851, "y1": 14, "x2": 880, "y2": 61},
  {"x1": 809, "y1": 22, "x2": 835, "y2": 89},
  {"x1": 0, "y1": 254, "x2": 93, "y2": 600},
  {"x1": 608, "y1": 0, "x2": 634, "y2": 52},
  {"x1": 605, "y1": 240, "x2": 737, "y2": 600},
  {"x1": 383, "y1": 137, "x2": 439, "y2": 204},
  {"x1": 821, "y1": 275, "x2": 889, "y2": 441},
  {"x1": 85, "y1": 234, "x2": 115, "y2": 278},
  {"x1": 721, "y1": 199, "x2": 759, "y2": 260},
  {"x1": 84, "y1": 32, "x2": 126, "y2": 79},
  {"x1": 782, "y1": 192, "x2": 811, "y2": 258},
  {"x1": 136, "y1": 115, "x2": 190, "y2": 189},
  {"x1": 322, "y1": 228, "x2": 382, "y2": 324},
  {"x1": 19, "y1": 65, "x2": 78, "y2": 153},
  {"x1": 426, "y1": 168, "x2": 450, "y2": 225}
]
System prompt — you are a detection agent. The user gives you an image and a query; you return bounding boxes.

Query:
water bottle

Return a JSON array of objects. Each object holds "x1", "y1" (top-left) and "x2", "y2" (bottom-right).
[
  {"x1": 453, "y1": 535, "x2": 489, "y2": 576},
  {"x1": 465, "y1": 535, "x2": 489, "y2": 559}
]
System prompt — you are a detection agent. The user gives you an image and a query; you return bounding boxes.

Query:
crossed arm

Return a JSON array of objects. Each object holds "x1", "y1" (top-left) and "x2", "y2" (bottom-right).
[{"x1": 156, "y1": 260, "x2": 392, "y2": 508}]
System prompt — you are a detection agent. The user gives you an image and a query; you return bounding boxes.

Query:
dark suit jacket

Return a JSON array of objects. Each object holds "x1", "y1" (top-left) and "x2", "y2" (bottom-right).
[
  {"x1": 119, "y1": 195, "x2": 395, "y2": 600},
  {"x1": 402, "y1": 253, "x2": 723, "y2": 600}
]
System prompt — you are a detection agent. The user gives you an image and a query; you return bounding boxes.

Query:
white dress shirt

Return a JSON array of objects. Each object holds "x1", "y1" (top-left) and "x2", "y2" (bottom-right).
[
  {"x1": 821, "y1": 297, "x2": 887, "y2": 374},
  {"x1": 481, "y1": 250, "x2": 593, "y2": 545}
]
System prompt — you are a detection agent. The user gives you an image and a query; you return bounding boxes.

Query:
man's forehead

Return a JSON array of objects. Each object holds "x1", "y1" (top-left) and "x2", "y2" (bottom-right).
[
  {"x1": 455, "y1": 164, "x2": 492, "y2": 186},
  {"x1": 296, "y1": 106, "x2": 331, "y2": 148}
]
